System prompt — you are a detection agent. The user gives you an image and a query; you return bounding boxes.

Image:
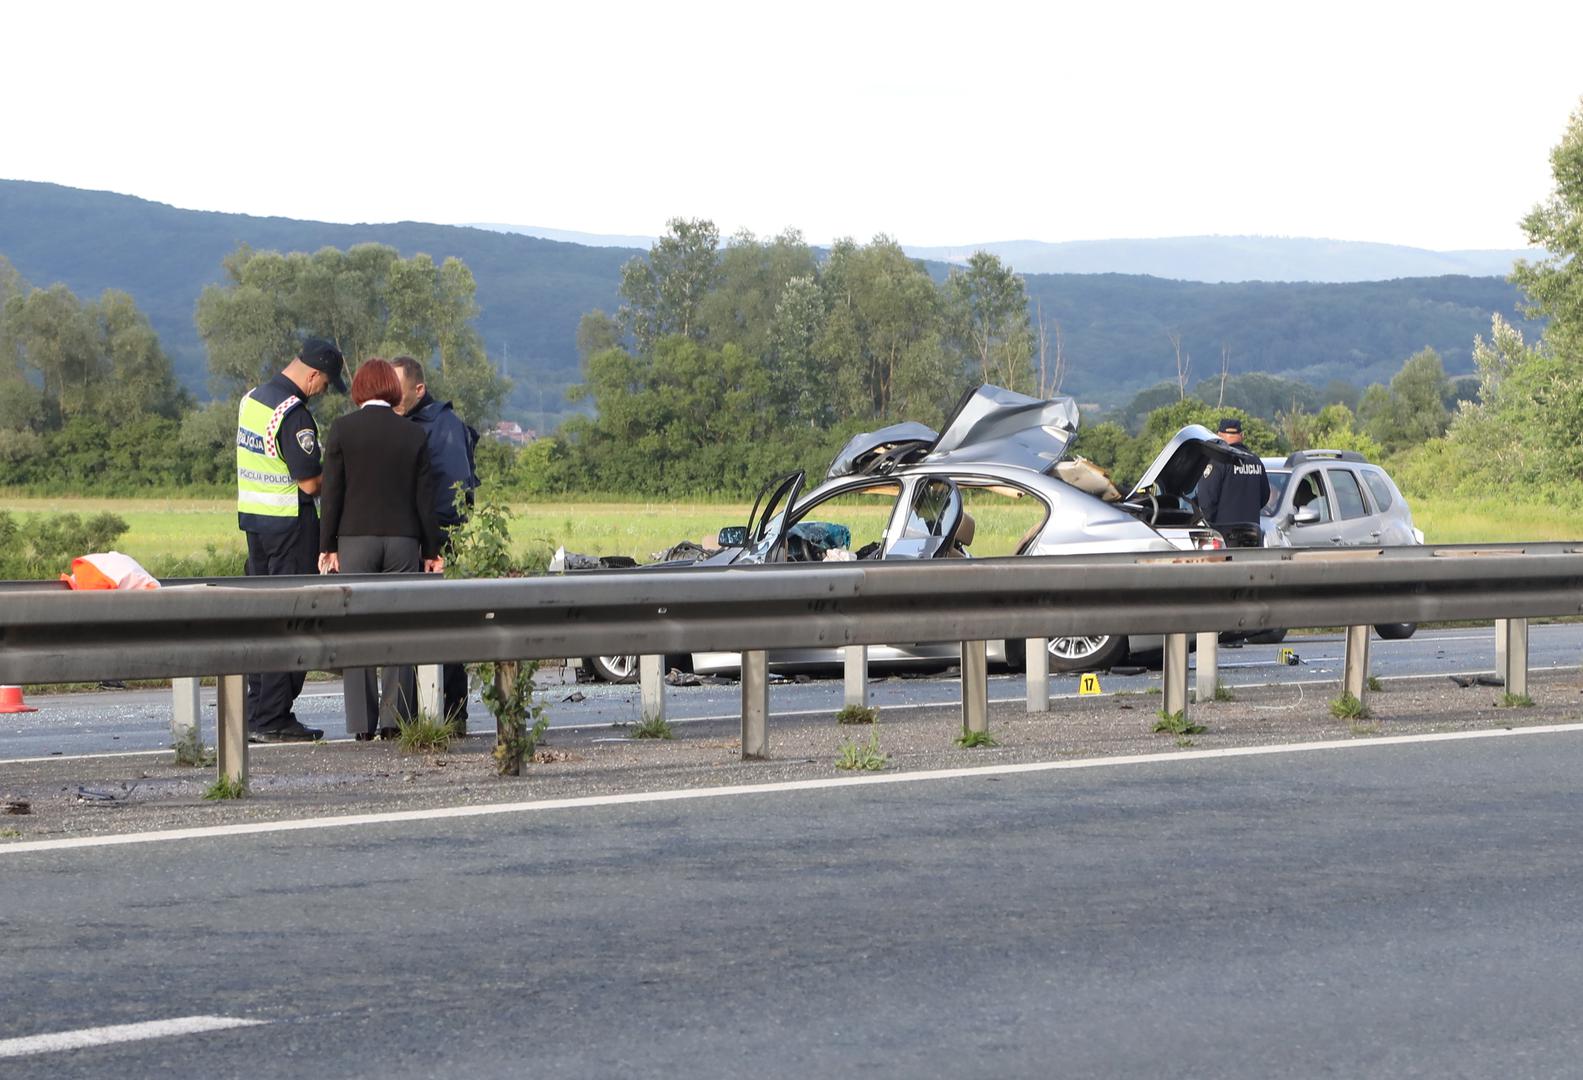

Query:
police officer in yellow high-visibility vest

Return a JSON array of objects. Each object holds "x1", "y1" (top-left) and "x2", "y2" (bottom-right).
[{"x1": 237, "y1": 338, "x2": 347, "y2": 742}]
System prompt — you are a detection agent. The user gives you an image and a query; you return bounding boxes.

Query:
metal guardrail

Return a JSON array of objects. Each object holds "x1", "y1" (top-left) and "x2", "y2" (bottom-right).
[{"x1": 3, "y1": 543, "x2": 1581, "y2": 784}]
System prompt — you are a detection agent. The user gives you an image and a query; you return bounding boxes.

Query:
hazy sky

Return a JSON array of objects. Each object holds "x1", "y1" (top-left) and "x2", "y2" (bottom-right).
[{"x1": 5, "y1": 1, "x2": 1580, "y2": 251}]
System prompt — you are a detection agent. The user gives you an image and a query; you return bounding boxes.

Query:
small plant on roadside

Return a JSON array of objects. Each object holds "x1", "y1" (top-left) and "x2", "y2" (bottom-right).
[
  {"x1": 1175, "y1": 735, "x2": 1196, "y2": 748},
  {"x1": 631, "y1": 711, "x2": 674, "y2": 739},
  {"x1": 1154, "y1": 710, "x2": 1205, "y2": 736},
  {"x1": 955, "y1": 729, "x2": 999, "y2": 749},
  {"x1": 396, "y1": 711, "x2": 455, "y2": 753},
  {"x1": 836, "y1": 732, "x2": 888, "y2": 771},
  {"x1": 1349, "y1": 720, "x2": 1382, "y2": 736},
  {"x1": 1214, "y1": 684, "x2": 1235, "y2": 702},
  {"x1": 0, "y1": 827, "x2": 21, "y2": 840},
  {"x1": 171, "y1": 727, "x2": 215, "y2": 768},
  {"x1": 203, "y1": 775, "x2": 246, "y2": 800},
  {"x1": 1497, "y1": 692, "x2": 1535, "y2": 708},
  {"x1": 1330, "y1": 692, "x2": 1370, "y2": 720},
  {"x1": 474, "y1": 659, "x2": 551, "y2": 776},
  {"x1": 1367, "y1": 675, "x2": 1383, "y2": 692},
  {"x1": 835, "y1": 704, "x2": 879, "y2": 725}
]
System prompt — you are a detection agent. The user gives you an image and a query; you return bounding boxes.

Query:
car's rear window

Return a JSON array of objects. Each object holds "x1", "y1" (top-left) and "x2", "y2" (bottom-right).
[
  {"x1": 1362, "y1": 470, "x2": 1394, "y2": 511},
  {"x1": 1328, "y1": 468, "x2": 1369, "y2": 520}
]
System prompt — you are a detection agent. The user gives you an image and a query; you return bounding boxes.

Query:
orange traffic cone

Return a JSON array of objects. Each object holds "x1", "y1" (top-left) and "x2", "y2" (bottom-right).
[{"x1": 0, "y1": 685, "x2": 37, "y2": 714}]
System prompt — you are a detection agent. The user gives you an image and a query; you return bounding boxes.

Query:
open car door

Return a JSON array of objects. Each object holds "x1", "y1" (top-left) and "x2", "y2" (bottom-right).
[
  {"x1": 884, "y1": 478, "x2": 964, "y2": 559},
  {"x1": 738, "y1": 471, "x2": 805, "y2": 564}
]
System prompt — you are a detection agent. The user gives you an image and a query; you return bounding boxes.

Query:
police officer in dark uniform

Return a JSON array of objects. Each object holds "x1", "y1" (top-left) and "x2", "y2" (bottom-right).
[
  {"x1": 1197, "y1": 417, "x2": 1270, "y2": 548},
  {"x1": 235, "y1": 338, "x2": 346, "y2": 741}
]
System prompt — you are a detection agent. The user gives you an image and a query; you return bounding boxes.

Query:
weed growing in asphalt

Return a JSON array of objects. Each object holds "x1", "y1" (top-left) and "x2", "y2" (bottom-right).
[
  {"x1": 1214, "y1": 684, "x2": 1235, "y2": 702},
  {"x1": 836, "y1": 732, "x2": 888, "y2": 771},
  {"x1": 396, "y1": 711, "x2": 455, "y2": 753},
  {"x1": 835, "y1": 704, "x2": 879, "y2": 725},
  {"x1": 1153, "y1": 710, "x2": 1205, "y2": 736},
  {"x1": 1367, "y1": 675, "x2": 1383, "y2": 692},
  {"x1": 955, "y1": 729, "x2": 999, "y2": 749},
  {"x1": 203, "y1": 775, "x2": 246, "y2": 800},
  {"x1": 632, "y1": 711, "x2": 674, "y2": 739},
  {"x1": 1330, "y1": 692, "x2": 1370, "y2": 720},
  {"x1": 1497, "y1": 692, "x2": 1535, "y2": 708},
  {"x1": 171, "y1": 727, "x2": 215, "y2": 768}
]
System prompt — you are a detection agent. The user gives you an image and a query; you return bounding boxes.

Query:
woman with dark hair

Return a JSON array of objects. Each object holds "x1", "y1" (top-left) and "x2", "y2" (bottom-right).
[{"x1": 318, "y1": 357, "x2": 444, "y2": 740}]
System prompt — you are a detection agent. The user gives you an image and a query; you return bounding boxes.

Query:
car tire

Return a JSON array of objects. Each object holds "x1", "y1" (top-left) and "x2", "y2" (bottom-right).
[
  {"x1": 586, "y1": 654, "x2": 639, "y2": 683},
  {"x1": 1374, "y1": 622, "x2": 1417, "y2": 640},
  {"x1": 1244, "y1": 628, "x2": 1289, "y2": 645},
  {"x1": 1045, "y1": 634, "x2": 1129, "y2": 674}
]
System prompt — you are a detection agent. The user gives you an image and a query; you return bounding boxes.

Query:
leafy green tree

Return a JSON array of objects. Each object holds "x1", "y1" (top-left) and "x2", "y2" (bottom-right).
[
  {"x1": 702, "y1": 228, "x2": 818, "y2": 362},
  {"x1": 947, "y1": 251, "x2": 1035, "y2": 393},
  {"x1": 617, "y1": 218, "x2": 720, "y2": 353},
  {"x1": 1358, "y1": 348, "x2": 1451, "y2": 454},
  {"x1": 1277, "y1": 403, "x2": 1383, "y2": 460},
  {"x1": 1512, "y1": 96, "x2": 1583, "y2": 363},
  {"x1": 196, "y1": 243, "x2": 508, "y2": 424}
]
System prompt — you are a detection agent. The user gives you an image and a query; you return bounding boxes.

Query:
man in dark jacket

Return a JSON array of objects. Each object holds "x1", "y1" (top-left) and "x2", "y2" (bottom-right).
[
  {"x1": 392, "y1": 355, "x2": 480, "y2": 730},
  {"x1": 1197, "y1": 417, "x2": 1270, "y2": 548}
]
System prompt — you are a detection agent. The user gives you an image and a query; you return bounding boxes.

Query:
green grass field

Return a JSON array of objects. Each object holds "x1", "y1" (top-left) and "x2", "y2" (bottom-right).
[{"x1": 4, "y1": 492, "x2": 1577, "y2": 572}]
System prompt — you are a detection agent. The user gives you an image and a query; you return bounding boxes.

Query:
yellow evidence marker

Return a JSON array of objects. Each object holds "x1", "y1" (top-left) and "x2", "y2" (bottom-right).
[
  {"x1": 1278, "y1": 647, "x2": 1297, "y2": 665},
  {"x1": 1078, "y1": 672, "x2": 1103, "y2": 695}
]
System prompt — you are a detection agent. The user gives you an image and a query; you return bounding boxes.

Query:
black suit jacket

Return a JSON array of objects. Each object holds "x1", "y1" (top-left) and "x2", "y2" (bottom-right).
[{"x1": 319, "y1": 404, "x2": 442, "y2": 558}]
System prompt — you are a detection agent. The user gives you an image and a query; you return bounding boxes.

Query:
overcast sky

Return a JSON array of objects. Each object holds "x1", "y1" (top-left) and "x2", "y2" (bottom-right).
[{"x1": 4, "y1": 1, "x2": 1579, "y2": 251}]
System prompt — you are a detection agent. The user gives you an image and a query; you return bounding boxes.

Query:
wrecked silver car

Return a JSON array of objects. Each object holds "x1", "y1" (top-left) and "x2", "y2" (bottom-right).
[{"x1": 583, "y1": 385, "x2": 1246, "y2": 680}]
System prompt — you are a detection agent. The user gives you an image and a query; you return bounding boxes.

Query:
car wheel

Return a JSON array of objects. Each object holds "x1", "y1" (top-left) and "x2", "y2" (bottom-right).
[
  {"x1": 1046, "y1": 634, "x2": 1128, "y2": 674},
  {"x1": 1244, "y1": 628, "x2": 1288, "y2": 645},
  {"x1": 587, "y1": 654, "x2": 639, "y2": 683},
  {"x1": 1374, "y1": 623, "x2": 1416, "y2": 640}
]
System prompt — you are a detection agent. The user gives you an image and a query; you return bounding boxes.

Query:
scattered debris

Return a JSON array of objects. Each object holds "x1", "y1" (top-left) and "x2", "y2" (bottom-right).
[
  {"x1": 1476, "y1": 675, "x2": 1506, "y2": 687},
  {"x1": 531, "y1": 748, "x2": 573, "y2": 764},
  {"x1": 1109, "y1": 665, "x2": 1147, "y2": 677},
  {"x1": 793, "y1": 674, "x2": 813, "y2": 684},
  {"x1": 561, "y1": 691, "x2": 587, "y2": 703},
  {"x1": 665, "y1": 669, "x2": 702, "y2": 687},
  {"x1": 1449, "y1": 675, "x2": 1474, "y2": 688},
  {"x1": 2, "y1": 798, "x2": 30, "y2": 815},
  {"x1": 75, "y1": 787, "x2": 117, "y2": 802}
]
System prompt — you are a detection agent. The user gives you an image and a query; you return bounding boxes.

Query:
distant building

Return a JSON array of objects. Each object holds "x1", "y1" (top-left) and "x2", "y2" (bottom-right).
[{"x1": 485, "y1": 421, "x2": 537, "y2": 446}]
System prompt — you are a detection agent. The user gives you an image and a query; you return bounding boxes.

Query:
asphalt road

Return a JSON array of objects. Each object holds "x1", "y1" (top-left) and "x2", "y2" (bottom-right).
[
  {"x1": 4, "y1": 727, "x2": 1583, "y2": 1078},
  {"x1": 5, "y1": 624, "x2": 1579, "y2": 761}
]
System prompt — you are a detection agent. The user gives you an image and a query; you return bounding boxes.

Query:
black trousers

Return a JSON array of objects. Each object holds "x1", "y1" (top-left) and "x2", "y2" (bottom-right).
[
  {"x1": 337, "y1": 535, "x2": 421, "y2": 735},
  {"x1": 244, "y1": 512, "x2": 319, "y2": 732}
]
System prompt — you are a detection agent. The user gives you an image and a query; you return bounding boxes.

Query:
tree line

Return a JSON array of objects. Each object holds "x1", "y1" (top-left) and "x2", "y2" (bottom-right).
[
  {"x1": 1, "y1": 244, "x2": 510, "y2": 492},
  {"x1": 4, "y1": 96, "x2": 1581, "y2": 506}
]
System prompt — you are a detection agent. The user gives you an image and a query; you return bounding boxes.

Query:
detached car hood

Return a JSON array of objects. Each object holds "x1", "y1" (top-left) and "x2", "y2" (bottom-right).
[{"x1": 1125, "y1": 424, "x2": 1243, "y2": 500}]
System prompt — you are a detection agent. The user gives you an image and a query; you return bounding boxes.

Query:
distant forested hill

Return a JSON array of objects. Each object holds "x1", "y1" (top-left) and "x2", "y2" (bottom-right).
[
  {"x1": 0, "y1": 179, "x2": 1541, "y2": 415},
  {"x1": 1022, "y1": 273, "x2": 1538, "y2": 399},
  {"x1": 0, "y1": 180, "x2": 634, "y2": 410}
]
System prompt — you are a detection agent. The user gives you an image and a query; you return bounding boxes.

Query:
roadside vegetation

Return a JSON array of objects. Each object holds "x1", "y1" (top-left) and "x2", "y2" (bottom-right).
[{"x1": 5, "y1": 101, "x2": 1583, "y2": 579}]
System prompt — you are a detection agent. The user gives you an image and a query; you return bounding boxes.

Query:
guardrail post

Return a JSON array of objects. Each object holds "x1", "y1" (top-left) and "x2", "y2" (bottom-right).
[
  {"x1": 639, "y1": 655, "x2": 665, "y2": 724},
  {"x1": 1195, "y1": 632, "x2": 1218, "y2": 703},
  {"x1": 1494, "y1": 618, "x2": 1507, "y2": 680},
  {"x1": 844, "y1": 645, "x2": 868, "y2": 708},
  {"x1": 1026, "y1": 638, "x2": 1049, "y2": 713},
  {"x1": 1343, "y1": 625, "x2": 1371, "y2": 703},
  {"x1": 1499, "y1": 617, "x2": 1528, "y2": 699},
  {"x1": 1163, "y1": 633, "x2": 1189, "y2": 719},
  {"x1": 417, "y1": 664, "x2": 443, "y2": 721},
  {"x1": 740, "y1": 650, "x2": 768, "y2": 759},
  {"x1": 171, "y1": 677, "x2": 200, "y2": 746},
  {"x1": 962, "y1": 640, "x2": 989, "y2": 734},
  {"x1": 215, "y1": 673, "x2": 246, "y2": 788}
]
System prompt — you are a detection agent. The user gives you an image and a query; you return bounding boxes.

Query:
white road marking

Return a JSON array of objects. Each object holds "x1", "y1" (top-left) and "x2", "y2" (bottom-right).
[
  {"x1": 5, "y1": 722, "x2": 1583, "y2": 857},
  {"x1": 0, "y1": 1016, "x2": 267, "y2": 1059}
]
